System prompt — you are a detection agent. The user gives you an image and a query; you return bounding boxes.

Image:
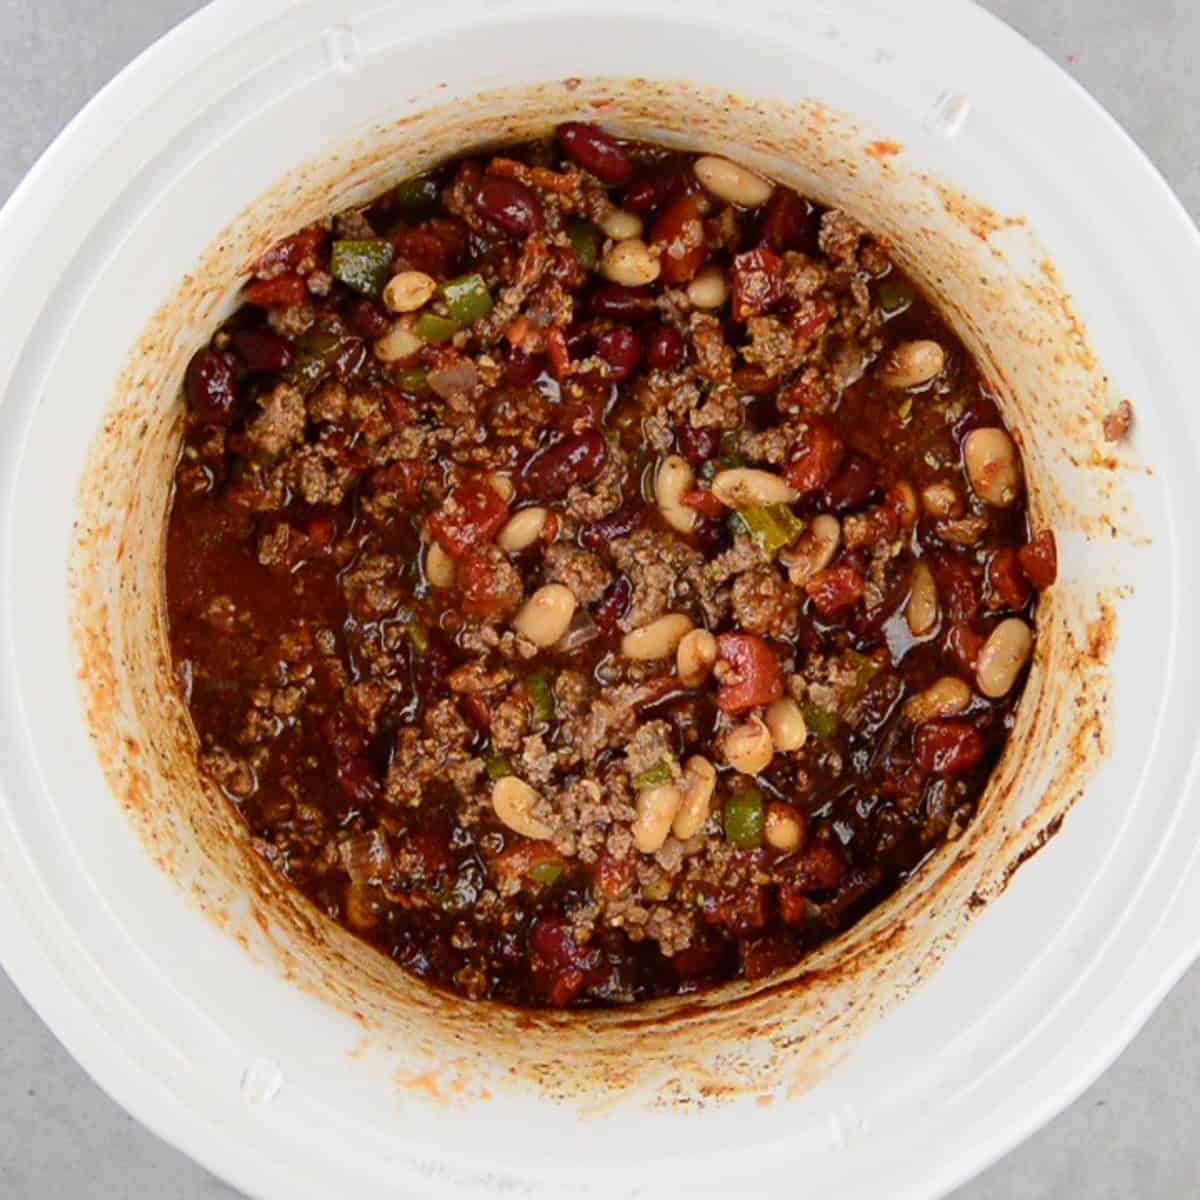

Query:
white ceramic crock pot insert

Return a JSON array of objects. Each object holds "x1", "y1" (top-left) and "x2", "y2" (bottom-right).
[{"x1": 1, "y1": 2, "x2": 1199, "y2": 1197}]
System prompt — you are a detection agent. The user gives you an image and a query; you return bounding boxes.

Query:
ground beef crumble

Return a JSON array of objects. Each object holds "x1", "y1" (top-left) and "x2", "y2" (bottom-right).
[{"x1": 168, "y1": 128, "x2": 1053, "y2": 1009}]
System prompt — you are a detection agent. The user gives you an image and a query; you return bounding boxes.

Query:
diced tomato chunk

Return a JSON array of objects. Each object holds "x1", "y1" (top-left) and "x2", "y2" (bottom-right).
[
  {"x1": 459, "y1": 550, "x2": 511, "y2": 618},
  {"x1": 784, "y1": 419, "x2": 845, "y2": 495},
  {"x1": 681, "y1": 487, "x2": 725, "y2": 519},
  {"x1": 740, "y1": 934, "x2": 795, "y2": 981},
  {"x1": 701, "y1": 884, "x2": 769, "y2": 934},
  {"x1": 429, "y1": 480, "x2": 509, "y2": 559},
  {"x1": 791, "y1": 298, "x2": 831, "y2": 341},
  {"x1": 651, "y1": 192, "x2": 707, "y2": 284},
  {"x1": 914, "y1": 720, "x2": 985, "y2": 775},
  {"x1": 243, "y1": 273, "x2": 308, "y2": 307},
  {"x1": 805, "y1": 564, "x2": 866, "y2": 619},
  {"x1": 529, "y1": 918, "x2": 606, "y2": 1007},
  {"x1": 1018, "y1": 529, "x2": 1058, "y2": 589},
  {"x1": 714, "y1": 634, "x2": 785, "y2": 714},
  {"x1": 730, "y1": 247, "x2": 784, "y2": 321}
]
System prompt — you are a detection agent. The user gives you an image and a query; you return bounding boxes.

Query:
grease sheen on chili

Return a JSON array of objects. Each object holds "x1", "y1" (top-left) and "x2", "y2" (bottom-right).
[{"x1": 166, "y1": 127, "x2": 1057, "y2": 1008}]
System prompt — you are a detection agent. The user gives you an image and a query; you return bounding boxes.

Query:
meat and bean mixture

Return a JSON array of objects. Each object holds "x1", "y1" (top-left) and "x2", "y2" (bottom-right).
[{"x1": 166, "y1": 125, "x2": 1058, "y2": 1007}]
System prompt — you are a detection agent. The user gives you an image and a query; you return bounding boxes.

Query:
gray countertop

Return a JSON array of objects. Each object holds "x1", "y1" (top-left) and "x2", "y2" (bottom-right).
[{"x1": 1, "y1": 1, "x2": 1197, "y2": 1195}]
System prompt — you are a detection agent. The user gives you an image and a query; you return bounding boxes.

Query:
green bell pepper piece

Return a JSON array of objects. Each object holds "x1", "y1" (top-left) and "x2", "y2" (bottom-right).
[
  {"x1": 634, "y1": 760, "x2": 675, "y2": 789},
  {"x1": 741, "y1": 504, "x2": 806, "y2": 558},
  {"x1": 724, "y1": 786, "x2": 765, "y2": 849},
  {"x1": 485, "y1": 755, "x2": 513, "y2": 782},
  {"x1": 397, "y1": 366, "x2": 428, "y2": 394},
  {"x1": 394, "y1": 174, "x2": 440, "y2": 215},
  {"x1": 440, "y1": 273, "x2": 494, "y2": 326},
  {"x1": 526, "y1": 671, "x2": 556, "y2": 724},
  {"x1": 286, "y1": 329, "x2": 344, "y2": 392},
  {"x1": 566, "y1": 218, "x2": 601, "y2": 269},
  {"x1": 878, "y1": 276, "x2": 913, "y2": 318},
  {"x1": 330, "y1": 239, "x2": 394, "y2": 298},
  {"x1": 718, "y1": 431, "x2": 746, "y2": 468},
  {"x1": 528, "y1": 862, "x2": 564, "y2": 886},
  {"x1": 801, "y1": 701, "x2": 839, "y2": 742},
  {"x1": 413, "y1": 313, "x2": 460, "y2": 344}
]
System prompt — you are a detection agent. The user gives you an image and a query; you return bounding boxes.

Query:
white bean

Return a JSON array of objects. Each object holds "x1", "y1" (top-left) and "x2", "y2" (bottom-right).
[
  {"x1": 976, "y1": 618, "x2": 1033, "y2": 698},
  {"x1": 693, "y1": 155, "x2": 774, "y2": 208},
  {"x1": 598, "y1": 208, "x2": 643, "y2": 241},
  {"x1": 382, "y1": 270, "x2": 436, "y2": 314},
  {"x1": 424, "y1": 541, "x2": 456, "y2": 589},
  {"x1": 622, "y1": 613, "x2": 694, "y2": 661},
  {"x1": 723, "y1": 716, "x2": 774, "y2": 776},
  {"x1": 765, "y1": 698, "x2": 808, "y2": 751},
  {"x1": 892, "y1": 480, "x2": 919, "y2": 528},
  {"x1": 686, "y1": 265, "x2": 729, "y2": 310},
  {"x1": 655, "y1": 454, "x2": 696, "y2": 533},
  {"x1": 600, "y1": 237, "x2": 660, "y2": 287},
  {"x1": 487, "y1": 472, "x2": 515, "y2": 502},
  {"x1": 963, "y1": 427, "x2": 1022, "y2": 508},
  {"x1": 780, "y1": 514, "x2": 840, "y2": 586},
  {"x1": 512, "y1": 584, "x2": 576, "y2": 648},
  {"x1": 906, "y1": 561, "x2": 940, "y2": 636},
  {"x1": 877, "y1": 340, "x2": 945, "y2": 389},
  {"x1": 764, "y1": 802, "x2": 804, "y2": 852},
  {"x1": 632, "y1": 784, "x2": 683, "y2": 854},
  {"x1": 373, "y1": 321, "x2": 421, "y2": 363},
  {"x1": 497, "y1": 506, "x2": 548, "y2": 553},
  {"x1": 491, "y1": 776, "x2": 554, "y2": 840},
  {"x1": 672, "y1": 756, "x2": 717, "y2": 840},
  {"x1": 711, "y1": 467, "x2": 799, "y2": 509},
  {"x1": 676, "y1": 628, "x2": 718, "y2": 687},
  {"x1": 903, "y1": 676, "x2": 972, "y2": 724}
]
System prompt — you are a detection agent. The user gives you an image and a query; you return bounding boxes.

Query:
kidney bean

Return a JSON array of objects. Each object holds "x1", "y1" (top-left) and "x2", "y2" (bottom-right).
[
  {"x1": 944, "y1": 621, "x2": 985, "y2": 675},
  {"x1": 185, "y1": 349, "x2": 239, "y2": 426},
  {"x1": 429, "y1": 479, "x2": 510, "y2": 559},
  {"x1": 730, "y1": 247, "x2": 784, "y2": 321},
  {"x1": 243, "y1": 273, "x2": 307, "y2": 307},
  {"x1": 580, "y1": 504, "x2": 645, "y2": 552},
  {"x1": 714, "y1": 633, "x2": 784, "y2": 714},
  {"x1": 676, "y1": 422, "x2": 720, "y2": 467},
  {"x1": 345, "y1": 296, "x2": 392, "y2": 339},
  {"x1": 785, "y1": 420, "x2": 845, "y2": 495},
  {"x1": 523, "y1": 430, "x2": 607, "y2": 500},
  {"x1": 557, "y1": 122, "x2": 634, "y2": 185},
  {"x1": 758, "y1": 186, "x2": 811, "y2": 252},
  {"x1": 693, "y1": 516, "x2": 731, "y2": 557},
  {"x1": 1018, "y1": 529, "x2": 1058, "y2": 589},
  {"x1": 914, "y1": 720, "x2": 984, "y2": 775},
  {"x1": 595, "y1": 326, "x2": 641, "y2": 380},
  {"x1": 821, "y1": 451, "x2": 880, "y2": 513},
  {"x1": 952, "y1": 394, "x2": 1002, "y2": 444},
  {"x1": 805, "y1": 563, "x2": 866, "y2": 619},
  {"x1": 622, "y1": 158, "x2": 690, "y2": 214},
  {"x1": 592, "y1": 574, "x2": 632, "y2": 636},
  {"x1": 643, "y1": 323, "x2": 684, "y2": 371},
  {"x1": 253, "y1": 223, "x2": 327, "y2": 276},
  {"x1": 986, "y1": 548, "x2": 1032, "y2": 611},
  {"x1": 474, "y1": 176, "x2": 544, "y2": 236},
  {"x1": 651, "y1": 191, "x2": 707, "y2": 285},
  {"x1": 932, "y1": 554, "x2": 981, "y2": 622},
  {"x1": 589, "y1": 283, "x2": 656, "y2": 320},
  {"x1": 504, "y1": 346, "x2": 543, "y2": 386}
]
